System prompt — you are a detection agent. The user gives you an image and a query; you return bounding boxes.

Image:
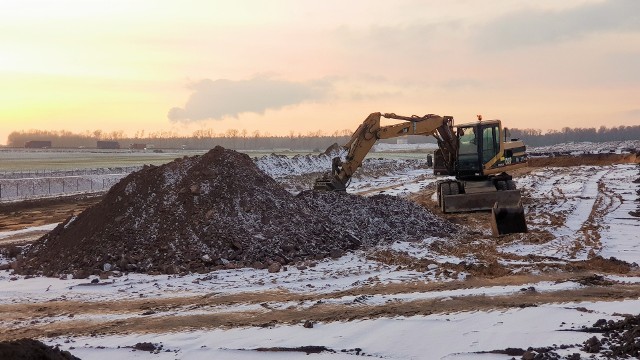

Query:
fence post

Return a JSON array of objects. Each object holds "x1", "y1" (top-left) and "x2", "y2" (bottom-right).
[
  {"x1": 32, "y1": 180, "x2": 35, "y2": 196},
  {"x1": 76, "y1": 178, "x2": 79, "y2": 191},
  {"x1": 62, "y1": 180, "x2": 65, "y2": 193},
  {"x1": 48, "y1": 179, "x2": 51, "y2": 195},
  {"x1": 16, "y1": 183, "x2": 19, "y2": 197}
]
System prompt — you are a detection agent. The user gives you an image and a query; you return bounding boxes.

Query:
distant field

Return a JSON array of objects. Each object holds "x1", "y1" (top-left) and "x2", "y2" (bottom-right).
[
  {"x1": 0, "y1": 149, "x2": 208, "y2": 171},
  {"x1": 0, "y1": 148, "x2": 430, "y2": 171}
]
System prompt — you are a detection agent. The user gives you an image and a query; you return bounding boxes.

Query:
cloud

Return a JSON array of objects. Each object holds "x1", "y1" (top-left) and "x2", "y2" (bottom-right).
[
  {"x1": 168, "y1": 77, "x2": 331, "y2": 122},
  {"x1": 476, "y1": 0, "x2": 640, "y2": 50}
]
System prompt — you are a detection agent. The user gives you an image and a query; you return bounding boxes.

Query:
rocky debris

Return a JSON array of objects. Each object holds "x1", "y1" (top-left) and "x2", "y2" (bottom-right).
[
  {"x1": 479, "y1": 346, "x2": 580, "y2": 359},
  {"x1": 255, "y1": 346, "x2": 335, "y2": 355},
  {"x1": 581, "y1": 336, "x2": 602, "y2": 353},
  {"x1": 303, "y1": 320, "x2": 314, "y2": 328},
  {"x1": 498, "y1": 314, "x2": 640, "y2": 359},
  {"x1": 19, "y1": 147, "x2": 453, "y2": 276},
  {"x1": 132, "y1": 342, "x2": 159, "y2": 352},
  {"x1": 577, "y1": 314, "x2": 640, "y2": 358},
  {"x1": 297, "y1": 191, "x2": 455, "y2": 246},
  {"x1": 267, "y1": 262, "x2": 281, "y2": 273},
  {"x1": 0, "y1": 339, "x2": 80, "y2": 360}
]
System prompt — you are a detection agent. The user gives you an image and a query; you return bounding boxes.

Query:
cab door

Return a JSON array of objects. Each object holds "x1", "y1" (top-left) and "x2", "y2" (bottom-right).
[
  {"x1": 455, "y1": 125, "x2": 481, "y2": 177},
  {"x1": 481, "y1": 124, "x2": 500, "y2": 166}
]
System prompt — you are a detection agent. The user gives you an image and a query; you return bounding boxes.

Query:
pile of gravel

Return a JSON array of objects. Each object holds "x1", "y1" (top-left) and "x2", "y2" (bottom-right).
[
  {"x1": 297, "y1": 191, "x2": 454, "y2": 246},
  {"x1": 19, "y1": 147, "x2": 453, "y2": 277}
]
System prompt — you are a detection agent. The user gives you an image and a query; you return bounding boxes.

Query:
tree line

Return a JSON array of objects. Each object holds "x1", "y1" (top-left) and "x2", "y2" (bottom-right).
[
  {"x1": 5, "y1": 129, "x2": 353, "y2": 151},
  {"x1": 5, "y1": 124, "x2": 640, "y2": 150},
  {"x1": 508, "y1": 125, "x2": 640, "y2": 147}
]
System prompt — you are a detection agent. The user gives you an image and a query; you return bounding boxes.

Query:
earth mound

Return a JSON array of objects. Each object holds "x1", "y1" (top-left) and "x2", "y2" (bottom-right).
[
  {"x1": 20, "y1": 147, "x2": 452, "y2": 276},
  {"x1": 0, "y1": 339, "x2": 80, "y2": 360},
  {"x1": 297, "y1": 191, "x2": 454, "y2": 246}
]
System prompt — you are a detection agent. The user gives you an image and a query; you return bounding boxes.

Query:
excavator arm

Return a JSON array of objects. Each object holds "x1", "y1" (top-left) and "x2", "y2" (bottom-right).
[{"x1": 315, "y1": 112, "x2": 457, "y2": 191}]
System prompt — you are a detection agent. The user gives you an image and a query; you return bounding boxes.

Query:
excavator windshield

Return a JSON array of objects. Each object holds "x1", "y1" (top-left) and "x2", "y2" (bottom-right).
[{"x1": 457, "y1": 125, "x2": 481, "y2": 175}]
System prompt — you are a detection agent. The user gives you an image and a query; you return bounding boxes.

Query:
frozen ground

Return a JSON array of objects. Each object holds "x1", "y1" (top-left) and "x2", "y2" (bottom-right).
[
  {"x1": 0, "y1": 155, "x2": 639, "y2": 359},
  {"x1": 503, "y1": 164, "x2": 640, "y2": 263},
  {"x1": 529, "y1": 140, "x2": 640, "y2": 155},
  {"x1": 36, "y1": 299, "x2": 640, "y2": 360}
]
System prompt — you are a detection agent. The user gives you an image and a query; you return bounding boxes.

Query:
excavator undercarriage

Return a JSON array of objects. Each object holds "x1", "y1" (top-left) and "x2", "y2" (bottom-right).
[{"x1": 314, "y1": 112, "x2": 529, "y2": 236}]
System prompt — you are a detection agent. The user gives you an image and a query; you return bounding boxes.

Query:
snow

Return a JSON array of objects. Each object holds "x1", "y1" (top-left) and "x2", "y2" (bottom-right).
[
  {"x1": 500, "y1": 164, "x2": 640, "y2": 262},
  {"x1": 0, "y1": 223, "x2": 59, "y2": 239},
  {"x1": 529, "y1": 140, "x2": 640, "y2": 155},
  {"x1": 42, "y1": 299, "x2": 640, "y2": 359},
  {"x1": 598, "y1": 165, "x2": 640, "y2": 263}
]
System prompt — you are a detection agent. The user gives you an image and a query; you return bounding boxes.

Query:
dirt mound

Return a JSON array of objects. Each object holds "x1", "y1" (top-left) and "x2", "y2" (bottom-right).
[
  {"x1": 19, "y1": 147, "x2": 451, "y2": 276},
  {"x1": 297, "y1": 191, "x2": 455, "y2": 245},
  {"x1": 0, "y1": 339, "x2": 80, "y2": 360},
  {"x1": 529, "y1": 153, "x2": 638, "y2": 167}
]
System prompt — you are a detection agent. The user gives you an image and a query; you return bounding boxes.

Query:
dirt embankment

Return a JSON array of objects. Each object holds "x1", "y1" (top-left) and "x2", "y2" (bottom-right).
[
  {"x1": 529, "y1": 153, "x2": 638, "y2": 167},
  {"x1": 0, "y1": 194, "x2": 100, "y2": 232}
]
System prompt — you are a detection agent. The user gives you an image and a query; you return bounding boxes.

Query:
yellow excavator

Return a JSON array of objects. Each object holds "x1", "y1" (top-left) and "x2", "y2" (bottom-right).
[{"x1": 314, "y1": 112, "x2": 528, "y2": 236}]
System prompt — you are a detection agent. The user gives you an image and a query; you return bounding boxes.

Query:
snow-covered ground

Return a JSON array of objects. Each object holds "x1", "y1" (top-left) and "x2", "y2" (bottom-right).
[
  {"x1": 1, "y1": 154, "x2": 639, "y2": 359},
  {"x1": 529, "y1": 140, "x2": 640, "y2": 155},
  {"x1": 42, "y1": 298, "x2": 640, "y2": 360},
  {"x1": 503, "y1": 164, "x2": 640, "y2": 263}
]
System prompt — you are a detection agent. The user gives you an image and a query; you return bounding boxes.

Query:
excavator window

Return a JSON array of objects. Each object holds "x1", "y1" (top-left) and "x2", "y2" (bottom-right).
[
  {"x1": 456, "y1": 125, "x2": 480, "y2": 174},
  {"x1": 482, "y1": 125, "x2": 500, "y2": 164},
  {"x1": 458, "y1": 127, "x2": 477, "y2": 155}
]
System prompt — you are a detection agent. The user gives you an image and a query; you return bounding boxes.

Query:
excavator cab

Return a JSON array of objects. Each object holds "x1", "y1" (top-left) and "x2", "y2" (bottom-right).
[{"x1": 438, "y1": 119, "x2": 528, "y2": 236}]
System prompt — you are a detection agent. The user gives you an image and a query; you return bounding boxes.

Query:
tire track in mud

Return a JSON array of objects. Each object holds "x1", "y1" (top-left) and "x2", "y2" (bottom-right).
[
  {"x1": 2, "y1": 281, "x2": 640, "y2": 341},
  {"x1": 514, "y1": 167, "x2": 615, "y2": 259}
]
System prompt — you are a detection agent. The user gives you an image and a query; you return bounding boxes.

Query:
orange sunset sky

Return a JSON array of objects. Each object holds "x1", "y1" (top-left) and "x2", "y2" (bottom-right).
[{"x1": 1, "y1": 0, "x2": 639, "y2": 145}]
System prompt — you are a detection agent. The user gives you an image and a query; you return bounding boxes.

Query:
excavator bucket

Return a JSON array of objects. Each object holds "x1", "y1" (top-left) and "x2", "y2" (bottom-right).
[
  {"x1": 440, "y1": 181, "x2": 521, "y2": 213},
  {"x1": 313, "y1": 176, "x2": 347, "y2": 192},
  {"x1": 490, "y1": 201, "x2": 527, "y2": 237}
]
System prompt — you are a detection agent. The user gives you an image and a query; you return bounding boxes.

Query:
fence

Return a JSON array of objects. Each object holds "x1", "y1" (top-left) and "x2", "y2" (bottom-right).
[
  {"x1": 0, "y1": 166, "x2": 142, "y2": 201},
  {"x1": 0, "y1": 166, "x2": 140, "y2": 179}
]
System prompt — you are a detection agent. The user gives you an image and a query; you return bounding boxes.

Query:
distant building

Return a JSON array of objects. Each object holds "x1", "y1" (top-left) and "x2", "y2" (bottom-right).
[
  {"x1": 97, "y1": 140, "x2": 120, "y2": 149},
  {"x1": 130, "y1": 143, "x2": 146, "y2": 150},
  {"x1": 25, "y1": 140, "x2": 52, "y2": 149},
  {"x1": 396, "y1": 137, "x2": 409, "y2": 145}
]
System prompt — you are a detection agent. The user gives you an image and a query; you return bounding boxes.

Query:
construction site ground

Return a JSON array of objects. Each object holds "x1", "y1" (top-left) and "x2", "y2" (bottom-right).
[{"x1": 0, "y1": 151, "x2": 639, "y2": 359}]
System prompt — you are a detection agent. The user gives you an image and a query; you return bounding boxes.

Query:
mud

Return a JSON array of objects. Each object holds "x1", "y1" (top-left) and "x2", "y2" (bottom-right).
[{"x1": 0, "y1": 194, "x2": 99, "y2": 232}]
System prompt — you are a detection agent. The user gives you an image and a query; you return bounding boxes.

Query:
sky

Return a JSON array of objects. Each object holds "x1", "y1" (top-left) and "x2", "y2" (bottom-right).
[{"x1": 1, "y1": 0, "x2": 639, "y2": 145}]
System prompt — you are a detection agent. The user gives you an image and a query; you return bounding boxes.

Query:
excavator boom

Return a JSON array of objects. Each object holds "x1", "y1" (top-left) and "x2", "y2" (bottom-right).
[{"x1": 314, "y1": 112, "x2": 457, "y2": 191}]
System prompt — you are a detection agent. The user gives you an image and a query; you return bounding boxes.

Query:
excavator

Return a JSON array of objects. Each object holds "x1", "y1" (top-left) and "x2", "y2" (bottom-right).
[{"x1": 314, "y1": 112, "x2": 528, "y2": 236}]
